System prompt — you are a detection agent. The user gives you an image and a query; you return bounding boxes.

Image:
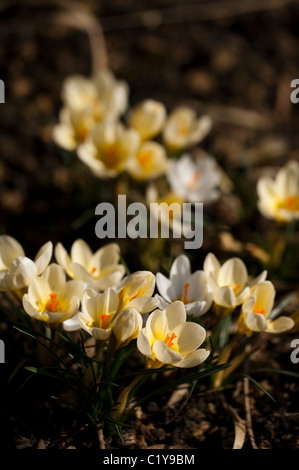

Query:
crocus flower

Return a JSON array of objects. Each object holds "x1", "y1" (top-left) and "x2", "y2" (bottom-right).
[
  {"x1": 127, "y1": 141, "x2": 168, "y2": 181},
  {"x1": 116, "y1": 270, "x2": 159, "y2": 314},
  {"x1": 78, "y1": 287, "x2": 119, "y2": 340},
  {"x1": 0, "y1": 235, "x2": 52, "y2": 292},
  {"x1": 203, "y1": 252, "x2": 267, "y2": 317},
  {"x1": 238, "y1": 281, "x2": 294, "y2": 334},
  {"x1": 112, "y1": 307, "x2": 143, "y2": 349},
  {"x1": 55, "y1": 239, "x2": 125, "y2": 291},
  {"x1": 52, "y1": 107, "x2": 95, "y2": 151},
  {"x1": 156, "y1": 254, "x2": 212, "y2": 317},
  {"x1": 163, "y1": 106, "x2": 212, "y2": 152},
  {"x1": 137, "y1": 301, "x2": 210, "y2": 369},
  {"x1": 167, "y1": 153, "x2": 220, "y2": 204},
  {"x1": 128, "y1": 99, "x2": 166, "y2": 141},
  {"x1": 22, "y1": 264, "x2": 84, "y2": 325},
  {"x1": 257, "y1": 160, "x2": 299, "y2": 222},
  {"x1": 77, "y1": 121, "x2": 140, "y2": 178}
]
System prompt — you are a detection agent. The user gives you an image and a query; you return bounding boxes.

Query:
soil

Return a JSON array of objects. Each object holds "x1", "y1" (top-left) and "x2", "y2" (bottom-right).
[{"x1": 1, "y1": 0, "x2": 299, "y2": 451}]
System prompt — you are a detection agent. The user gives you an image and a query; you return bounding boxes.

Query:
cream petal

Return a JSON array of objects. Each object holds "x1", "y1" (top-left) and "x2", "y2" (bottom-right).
[
  {"x1": 63, "y1": 312, "x2": 82, "y2": 332},
  {"x1": 27, "y1": 277, "x2": 50, "y2": 305},
  {"x1": 113, "y1": 308, "x2": 142, "y2": 343},
  {"x1": 235, "y1": 286, "x2": 251, "y2": 305},
  {"x1": 63, "y1": 280, "x2": 84, "y2": 302},
  {"x1": 213, "y1": 286, "x2": 236, "y2": 308},
  {"x1": 243, "y1": 310, "x2": 267, "y2": 332},
  {"x1": 203, "y1": 253, "x2": 220, "y2": 276},
  {"x1": 218, "y1": 258, "x2": 248, "y2": 288},
  {"x1": 54, "y1": 243, "x2": 73, "y2": 277},
  {"x1": 71, "y1": 239, "x2": 93, "y2": 267},
  {"x1": 185, "y1": 300, "x2": 210, "y2": 317},
  {"x1": 156, "y1": 273, "x2": 175, "y2": 303},
  {"x1": 187, "y1": 271, "x2": 210, "y2": 302},
  {"x1": 174, "y1": 322, "x2": 206, "y2": 355},
  {"x1": 175, "y1": 348, "x2": 210, "y2": 368},
  {"x1": 153, "y1": 339, "x2": 183, "y2": 365},
  {"x1": 169, "y1": 255, "x2": 191, "y2": 295},
  {"x1": 247, "y1": 270, "x2": 268, "y2": 287},
  {"x1": 266, "y1": 316, "x2": 295, "y2": 334},
  {"x1": 52, "y1": 123, "x2": 77, "y2": 151},
  {"x1": 0, "y1": 235, "x2": 24, "y2": 270},
  {"x1": 164, "y1": 301, "x2": 186, "y2": 329},
  {"x1": 82, "y1": 287, "x2": 99, "y2": 322},
  {"x1": 94, "y1": 265, "x2": 126, "y2": 291},
  {"x1": 34, "y1": 241, "x2": 53, "y2": 275},
  {"x1": 90, "y1": 243, "x2": 121, "y2": 269},
  {"x1": 42, "y1": 264, "x2": 66, "y2": 292},
  {"x1": 137, "y1": 329, "x2": 153, "y2": 358},
  {"x1": 22, "y1": 295, "x2": 42, "y2": 320},
  {"x1": 127, "y1": 296, "x2": 159, "y2": 313},
  {"x1": 146, "y1": 309, "x2": 168, "y2": 342},
  {"x1": 71, "y1": 262, "x2": 94, "y2": 285},
  {"x1": 3, "y1": 257, "x2": 38, "y2": 290}
]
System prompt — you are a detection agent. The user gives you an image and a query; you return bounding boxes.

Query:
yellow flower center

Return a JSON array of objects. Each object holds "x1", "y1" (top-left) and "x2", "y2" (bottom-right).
[
  {"x1": 138, "y1": 151, "x2": 150, "y2": 167},
  {"x1": 285, "y1": 195, "x2": 299, "y2": 211},
  {"x1": 101, "y1": 313, "x2": 110, "y2": 329},
  {"x1": 45, "y1": 292, "x2": 61, "y2": 313},
  {"x1": 77, "y1": 126, "x2": 88, "y2": 143},
  {"x1": 228, "y1": 283, "x2": 241, "y2": 295},
  {"x1": 164, "y1": 332, "x2": 177, "y2": 348},
  {"x1": 188, "y1": 171, "x2": 201, "y2": 190},
  {"x1": 90, "y1": 267, "x2": 97, "y2": 275}
]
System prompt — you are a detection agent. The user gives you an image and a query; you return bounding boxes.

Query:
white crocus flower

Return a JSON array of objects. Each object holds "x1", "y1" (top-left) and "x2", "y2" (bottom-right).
[
  {"x1": 112, "y1": 307, "x2": 143, "y2": 349},
  {"x1": 167, "y1": 153, "x2": 220, "y2": 204},
  {"x1": 0, "y1": 236, "x2": 52, "y2": 292},
  {"x1": 163, "y1": 106, "x2": 212, "y2": 152},
  {"x1": 55, "y1": 239, "x2": 125, "y2": 291},
  {"x1": 116, "y1": 270, "x2": 159, "y2": 314},
  {"x1": 93, "y1": 69, "x2": 129, "y2": 121},
  {"x1": 128, "y1": 99, "x2": 166, "y2": 141},
  {"x1": 78, "y1": 287, "x2": 119, "y2": 340},
  {"x1": 77, "y1": 121, "x2": 140, "y2": 178},
  {"x1": 137, "y1": 301, "x2": 210, "y2": 369},
  {"x1": 127, "y1": 141, "x2": 168, "y2": 181},
  {"x1": 238, "y1": 281, "x2": 294, "y2": 334},
  {"x1": 156, "y1": 254, "x2": 212, "y2": 317},
  {"x1": 257, "y1": 160, "x2": 299, "y2": 222},
  {"x1": 22, "y1": 264, "x2": 83, "y2": 325},
  {"x1": 52, "y1": 107, "x2": 95, "y2": 151},
  {"x1": 203, "y1": 252, "x2": 267, "y2": 317}
]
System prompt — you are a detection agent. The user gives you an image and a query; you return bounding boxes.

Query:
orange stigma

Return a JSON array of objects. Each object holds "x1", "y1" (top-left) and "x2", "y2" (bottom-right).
[
  {"x1": 182, "y1": 283, "x2": 190, "y2": 303},
  {"x1": 138, "y1": 151, "x2": 150, "y2": 166},
  {"x1": 45, "y1": 293, "x2": 60, "y2": 313},
  {"x1": 228, "y1": 283, "x2": 241, "y2": 294},
  {"x1": 101, "y1": 314, "x2": 110, "y2": 328},
  {"x1": 90, "y1": 267, "x2": 96, "y2": 275},
  {"x1": 253, "y1": 304, "x2": 265, "y2": 315},
  {"x1": 286, "y1": 195, "x2": 298, "y2": 210},
  {"x1": 165, "y1": 332, "x2": 177, "y2": 348},
  {"x1": 188, "y1": 171, "x2": 201, "y2": 190}
]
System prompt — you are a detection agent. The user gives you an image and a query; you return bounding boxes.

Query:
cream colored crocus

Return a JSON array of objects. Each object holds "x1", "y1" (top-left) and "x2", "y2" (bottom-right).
[
  {"x1": 137, "y1": 301, "x2": 210, "y2": 369},
  {"x1": 61, "y1": 70, "x2": 129, "y2": 122},
  {"x1": 22, "y1": 264, "x2": 84, "y2": 325},
  {"x1": 78, "y1": 287, "x2": 119, "y2": 340},
  {"x1": 257, "y1": 160, "x2": 299, "y2": 222},
  {"x1": 163, "y1": 106, "x2": 212, "y2": 152},
  {"x1": 127, "y1": 141, "x2": 168, "y2": 181},
  {"x1": 156, "y1": 254, "x2": 212, "y2": 317},
  {"x1": 116, "y1": 270, "x2": 159, "y2": 314},
  {"x1": 52, "y1": 107, "x2": 95, "y2": 151},
  {"x1": 128, "y1": 99, "x2": 166, "y2": 141},
  {"x1": 112, "y1": 307, "x2": 143, "y2": 349},
  {"x1": 167, "y1": 153, "x2": 220, "y2": 204},
  {"x1": 0, "y1": 236, "x2": 52, "y2": 292},
  {"x1": 77, "y1": 121, "x2": 140, "y2": 178},
  {"x1": 55, "y1": 239, "x2": 125, "y2": 291},
  {"x1": 203, "y1": 253, "x2": 267, "y2": 317},
  {"x1": 238, "y1": 281, "x2": 294, "y2": 335}
]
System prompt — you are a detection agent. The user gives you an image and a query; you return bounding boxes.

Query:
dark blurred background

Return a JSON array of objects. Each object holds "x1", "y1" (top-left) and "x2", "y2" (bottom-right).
[{"x1": 1, "y1": 0, "x2": 299, "y2": 266}]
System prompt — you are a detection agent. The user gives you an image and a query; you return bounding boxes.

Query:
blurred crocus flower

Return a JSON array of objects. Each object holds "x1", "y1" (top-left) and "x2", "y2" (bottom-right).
[
  {"x1": 22, "y1": 264, "x2": 83, "y2": 325},
  {"x1": 257, "y1": 160, "x2": 299, "y2": 222},
  {"x1": 156, "y1": 254, "x2": 212, "y2": 317},
  {"x1": 77, "y1": 121, "x2": 140, "y2": 178},
  {"x1": 55, "y1": 239, "x2": 125, "y2": 291},
  {"x1": 128, "y1": 99, "x2": 166, "y2": 141},
  {"x1": 163, "y1": 106, "x2": 212, "y2": 152},
  {"x1": 137, "y1": 301, "x2": 210, "y2": 369},
  {"x1": 203, "y1": 253, "x2": 267, "y2": 317},
  {"x1": 78, "y1": 287, "x2": 119, "y2": 340},
  {"x1": 52, "y1": 107, "x2": 95, "y2": 151},
  {"x1": 0, "y1": 235, "x2": 52, "y2": 292},
  {"x1": 116, "y1": 270, "x2": 159, "y2": 314},
  {"x1": 61, "y1": 70, "x2": 129, "y2": 122},
  {"x1": 238, "y1": 281, "x2": 294, "y2": 334},
  {"x1": 167, "y1": 153, "x2": 220, "y2": 204},
  {"x1": 127, "y1": 141, "x2": 168, "y2": 181}
]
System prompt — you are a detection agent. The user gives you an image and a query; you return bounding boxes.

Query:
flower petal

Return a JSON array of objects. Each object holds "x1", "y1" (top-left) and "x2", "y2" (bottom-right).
[
  {"x1": 153, "y1": 339, "x2": 183, "y2": 364},
  {"x1": 175, "y1": 348, "x2": 210, "y2": 368},
  {"x1": 34, "y1": 241, "x2": 53, "y2": 275}
]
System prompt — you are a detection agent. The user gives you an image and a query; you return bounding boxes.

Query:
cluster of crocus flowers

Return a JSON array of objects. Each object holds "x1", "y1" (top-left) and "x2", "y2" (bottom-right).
[
  {"x1": 257, "y1": 160, "x2": 299, "y2": 222},
  {"x1": 52, "y1": 70, "x2": 129, "y2": 152}
]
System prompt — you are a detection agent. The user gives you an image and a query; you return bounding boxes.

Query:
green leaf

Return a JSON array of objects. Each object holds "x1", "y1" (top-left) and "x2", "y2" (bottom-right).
[{"x1": 241, "y1": 373, "x2": 276, "y2": 402}]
